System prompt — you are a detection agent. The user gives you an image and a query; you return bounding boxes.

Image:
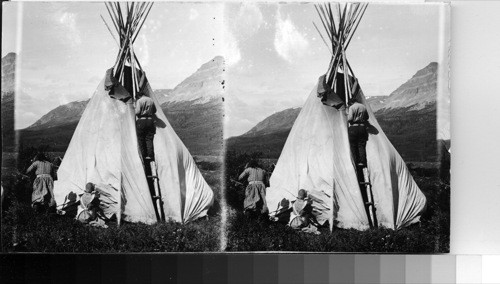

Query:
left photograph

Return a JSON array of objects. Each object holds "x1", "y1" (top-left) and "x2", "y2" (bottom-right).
[{"x1": 1, "y1": 2, "x2": 224, "y2": 252}]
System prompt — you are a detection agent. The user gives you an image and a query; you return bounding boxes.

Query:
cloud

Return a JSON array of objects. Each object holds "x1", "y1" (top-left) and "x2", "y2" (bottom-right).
[
  {"x1": 87, "y1": 75, "x2": 101, "y2": 83},
  {"x1": 234, "y1": 3, "x2": 264, "y2": 40},
  {"x1": 274, "y1": 9, "x2": 309, "y2": 63},
  {"x1": 136, "y1": 34, "x2": 150, "y2": 67},
  {"x1": 54, "y1": 10, "x2": 81, "y2": 47},
  {"x1": 143, "y1": 18, "x2": 162, "y2": 34},
  {"x1": 225, "y1": 3, "x2": 264, "y2": 42},
  {"x1": 189, "y1": 8, "x2": 199, "y2": 21},
  {"x1": 223, "y1": 25, "x2": 241, "y2": 67},
  {"x1": 222, "y1": 3, "x2": 266, "y2": 67}
]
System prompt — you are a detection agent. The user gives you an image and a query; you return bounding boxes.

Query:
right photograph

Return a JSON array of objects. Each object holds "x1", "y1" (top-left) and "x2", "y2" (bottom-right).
[{"x1": 224, "y1": 2, "x2": 450, "y2": 252}]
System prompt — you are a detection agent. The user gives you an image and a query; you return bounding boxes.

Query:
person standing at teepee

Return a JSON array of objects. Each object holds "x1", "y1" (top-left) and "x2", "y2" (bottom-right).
[
  {"x1": 135, "y1": 88, "x2": 157, "y2": 162},
  {"x1": 347, "y1": 98, "x2": 370, "y2": 168},
  {"x1": 238, "y1": 160, "x2": 269, "y2": 218},
  {"x1": 25, "y1": 153, "x2": 56, "y2": 213}
]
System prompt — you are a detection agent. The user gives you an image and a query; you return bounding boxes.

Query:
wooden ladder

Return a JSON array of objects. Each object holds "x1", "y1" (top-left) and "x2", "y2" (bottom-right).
[
  {"x1": 359, "y1": 166, "x2": 377, "y2": 229},
  {"x1": 146, "y1": 159, "x2": 165, "y2": 222}
]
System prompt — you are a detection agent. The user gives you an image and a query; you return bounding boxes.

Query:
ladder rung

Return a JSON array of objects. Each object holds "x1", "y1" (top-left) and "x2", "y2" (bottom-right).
[
  {"x1": 147, "y1": 175, "x2": 158, "y2": 179},
  {"x1": 359, "y1": 182, "x2": 371, "y2": 186},
  {"x1": 152, "y1": 197, "x2": 164, "y2": 204},
  {"x1": 365, "y1": 202, "x2": 373, "y2": 206}
]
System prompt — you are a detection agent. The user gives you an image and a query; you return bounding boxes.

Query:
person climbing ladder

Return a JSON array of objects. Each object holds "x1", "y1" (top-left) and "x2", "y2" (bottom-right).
[
  {"x1": 134, "y1": 87, "x2": 164, "y2": 221},
  {"x1": 347, "y1": 97, "x2": 377, "y2": 228},
  {"x1": 135, "y1": 90, "x2": 157, "y2": 162},
  {"x1": 347, "y1": 98, "x2": 369, "y2": 168}
]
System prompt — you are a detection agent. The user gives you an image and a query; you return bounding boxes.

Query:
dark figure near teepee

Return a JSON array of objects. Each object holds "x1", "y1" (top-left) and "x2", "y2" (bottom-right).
[
  {"x1": 347, "y1": 98, "x2": 369, "y2": 167},
  {"x1": 136, "y1": 92, "x2": 157, "y2": 161},
  {"x1": 238, "y1": 160, "x2": 269, "y2": 218},
  {"x1": 26, "y1": 153, "x2": 56, "y2": 213}
]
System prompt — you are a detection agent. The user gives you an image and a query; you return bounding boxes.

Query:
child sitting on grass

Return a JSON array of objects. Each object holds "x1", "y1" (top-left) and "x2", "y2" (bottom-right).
[
  {"x1": 76, "y1": 182, "x2": 108, "y2": 228},
  {"x1": 288, "y1": 189, "x2": 320, "y2": 235},
  {"x1": 269, "y1": 198, "x2": 292, "y2": 223}
]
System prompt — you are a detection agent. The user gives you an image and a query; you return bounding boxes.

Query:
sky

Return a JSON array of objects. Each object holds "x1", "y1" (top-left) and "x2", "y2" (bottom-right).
[
  {"x1": 223, "y1": 3, "x2": 447, "y2": 137},
  {"x1": 2, "y1": 2, "x2": 447, "y2": 134},
  {"x1": 2, "y1": 2, "x2": 224, "y2": 129}
]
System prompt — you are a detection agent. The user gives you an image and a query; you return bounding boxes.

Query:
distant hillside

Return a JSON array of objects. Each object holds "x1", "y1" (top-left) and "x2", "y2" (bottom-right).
[
  {"x1": 17, "y1": 122, "x2": 79, "y2": 152},
  {"x1": 158, "y1": 56, "x2": 224, "y2": 155},
  {"x1": 1, "y1": 52, "x2": 16, "y2": 93},
  {"x1": 25, "y1": 89, "x2": 174, "y2": 131},
  {"x1": 378, "y1": 62, "x2": 437, "y2": 111},
  {"x1": 226, "y1": 130, "x2": 291, "y2": 158},
  {"x1": 154, "y1": 89, "x2": 174, "y2": 105},
  {"x1": 166, "y1": 56, "x2": 224, "y2": 104},
  {"x1": 375, "y1": 103, "x2": 437, "y2": 162},
  {"x1": 162, "y1": 98, "x2": 223, "y2": 156},
  {"x1": 242, "y1": 108, "x2": 301, "y2": 137},
  {"x1": 28, "y1": 100, "x2": 89, "y2": 130},
  {"x1": 365, "y1": 96, "x2": 387, "y2": 112},
  {"x1": 2, "y1": 53, "x2": 16, "y2": 152},
  {"x1": 227, "y1": 63, "x2": 439, "y2": 162},
  {"x1": 15, "y1": 56, "x2": 225, "y2": 156},
  {"x1": 372, "y1": 62, "x2": 438, "y2": 161}
]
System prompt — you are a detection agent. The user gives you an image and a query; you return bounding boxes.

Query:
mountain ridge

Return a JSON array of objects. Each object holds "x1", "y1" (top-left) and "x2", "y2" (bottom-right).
[
  {"x1": 13, "y1": 56, "x2": 225, "y2": 156},
  {"x1": 2, "y1": 53, "x2": 16, "y2": 151},
  {"x1": 1, "y1": 52, "x2": 16, "y2": 94},
  {"x1": 26, "y1": 56, "x2": 224, "y2": 130},
  {"x1": 166, "y1": 56, "x2": 224, "y2": 104},
  {"x1": 375, "y1": 62, "x2": 437, "y2": 111},
  {"x1": 241, "y1": 107, "x2": 301, "y2": 138},
  {"x1": 227, "y1": 62, "x2": 439, "y2": 161}
]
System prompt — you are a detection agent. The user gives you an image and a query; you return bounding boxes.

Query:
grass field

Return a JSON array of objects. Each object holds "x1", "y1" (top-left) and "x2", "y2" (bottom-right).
[
  {"x1": 2, "y1": 148, "x2": 449, "y2": 252},
  {"x1": 225, "y1": 152, "x2": 450, "y2": 253},
  {"x1": 1, "y1": 151, "x2": 223, "y2": 252}
]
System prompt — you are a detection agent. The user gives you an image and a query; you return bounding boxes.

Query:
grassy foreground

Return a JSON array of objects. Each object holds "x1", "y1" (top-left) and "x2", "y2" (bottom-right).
[
  {"x1": 1, "y1": 203, "x2": 220, "y2": 252},
  {"x1": 225, "y1": 152, "x2": 450, "y2": 253},
  {"x1": 1, "y1": 152, "x2": 222, "y2": 252},
  {"x1": 227, "y1": 215, "x2": 444, "y2": 252}
]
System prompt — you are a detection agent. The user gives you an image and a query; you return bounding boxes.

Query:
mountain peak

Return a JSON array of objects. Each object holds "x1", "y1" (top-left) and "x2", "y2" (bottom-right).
[
  {"x1": 411, "y1": 62, "x2": 437, "y2": 78},
  {"x1": 207, "y1": 55, "x2": 224, "y2": 66},
  {"x1": 2, "y1": 52, "x2": 16, "y2": 63},
  {"x1": 164, "y1": 56, "x2": 225, "y2": 105},
  {"x1": 2, "y1": 52, "x2": 16, "y2": 73},
  {"x1": 377, "y1": 62, "x2": 438, "y2": 111},
  {"x1": 194, "y1": 56, "x2": 224, "y2": 73},
  {"x1": 2, "y1": 52, "x2": 17, "y2": 94}
]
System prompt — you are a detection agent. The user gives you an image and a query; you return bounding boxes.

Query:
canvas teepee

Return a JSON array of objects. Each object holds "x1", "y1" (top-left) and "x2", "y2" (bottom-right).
[
  {"x1": 266, "y1": 3, "x2": 426, "y2": 230},
  {"x1": 54, "y1": 2, "x2": 213, "y2": 224}
]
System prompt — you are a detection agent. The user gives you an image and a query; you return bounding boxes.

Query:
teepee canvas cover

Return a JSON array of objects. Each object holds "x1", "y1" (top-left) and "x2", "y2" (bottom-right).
[
  {"x1": 266, "y1": 3, "x2": 426, "y2": 230},
  {"x1": 54, "y1": 2, "x2": 213, "y2": 224}
]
